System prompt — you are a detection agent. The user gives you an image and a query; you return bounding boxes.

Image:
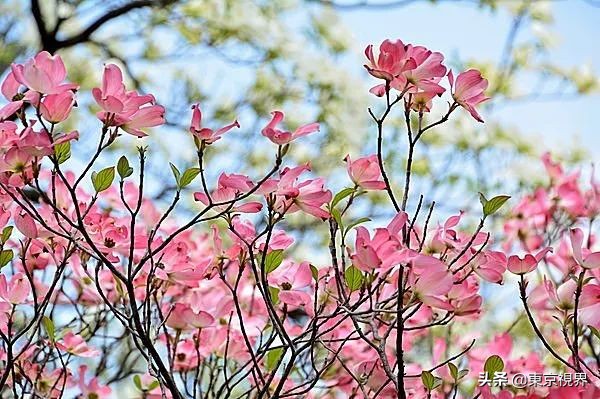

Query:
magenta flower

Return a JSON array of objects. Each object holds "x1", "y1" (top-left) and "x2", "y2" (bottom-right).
[
  {"x1": 448, "y1": 69, "x2": 490, "y2": 122},
  {"x1": 261, "y1": 111, "x2": 319, "y2": 145}
]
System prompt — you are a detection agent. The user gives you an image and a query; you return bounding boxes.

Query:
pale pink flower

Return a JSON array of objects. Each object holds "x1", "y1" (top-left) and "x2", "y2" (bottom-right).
[
  {"x1": 10, "y1": 51, "x2": 78, "y2": 94},
  {"x1": 350, "y1": 212, "x2": 407, "y2": 271},
  {"x1": 14, "y1": 209, "x2": 38, "y2": 238},
  {"x1": 579, "y1": 284, "x2": 600, "y2": 329},
  {"x1": 570, "y1": 228, "x2": 600, "y2": 269},
  {"x1": 0, "y1": 273, "x2": 30, "y2": 304},
  {"x1": 39, "y1": 90, "x2": 75, "y2": 123},
  {"x1": 448, "y1": 69, "x2": 490, "y2": 122},
  {"x1": 269, "y1": 261, "x2": 313, "y2": 313},
  {"x1": 166, "y1": 303, "x2": 215, "y2": 330},
  {"x1": 55, "y1": 332, "x2": 101, "y2": 357},
  {"x1": 93, "y1": 64, "x2": 165, "y2": 137},
  {"x1": 261, "y1": 111, "x2": 319, "y2": 145},
  {"x1": 344, "y1": 154, "x2": 386, "y2": 190},
  {"x1": 76, "y1": 365, "x2": 112, "y2": 398}
]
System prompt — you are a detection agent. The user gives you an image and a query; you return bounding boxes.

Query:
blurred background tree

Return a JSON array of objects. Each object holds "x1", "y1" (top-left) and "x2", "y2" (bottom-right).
[{"x1": 1, "y1": 0, "x2": 598, "y2": 223}]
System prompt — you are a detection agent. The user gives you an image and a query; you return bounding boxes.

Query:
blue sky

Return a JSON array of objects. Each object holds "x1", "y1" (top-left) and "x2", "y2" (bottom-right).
[{"x1": 337, "y1": 1, "x2": 600, "y2": 160}]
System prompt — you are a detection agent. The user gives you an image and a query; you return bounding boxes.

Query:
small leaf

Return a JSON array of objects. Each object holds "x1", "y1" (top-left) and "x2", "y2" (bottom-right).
[
  {"x1": 484, "y1": 355, "x2": 504, "y2": 378},
  {"x1": 169, "y1": 163, "x2": 181, "y2": 186},
  {"x1": 310, "y1": 264, "x2": 319, "y2": 281},
  {"x1": 331, "y1": 187, "x2": 355, "y2": 208},
  {"x1": 0, "y1": 249, "x2": 13, "y2": 267},
  {"x1": 264, "y1": 250, "x2": 284, "y2": 274},
  {"x1": 179, "y1": 167, "x2": 201, "y2": 188},
  {"x1": 478, "y1": 192, "x2": 488, "y2": 208},
  {"x1": 42, "y1": 316, "x2": 55, "y2": 343},
  {"x1": 590, "y1": 326, "x2": 600, "y2": 340},
  {"x1": 54, "y1": 142, "x2": 71, "y2": 164},
  {"x1": 1, "y1": 226, "x2": 13, "y2": 244},
  {"x1": 268, "y1": 286, "x2": 280, "y2": 305},
  {"x1": 147, "y1": 380, "x2": 160, "y2": 391},
  {"x1": 481, "y1": 194, "x2": 510, "y2": 217},
  {"x1": 448, "y1": 362, "x2": 458, "y2": 380},
  {"x1": 133, "y1": 375, "x2": 143, "y2": 391},
  {"x1": 421, "y1": 370, "x2": 435, "y2": 391},
  {"x1": 266, "y1": 347, "x2": 284, "y2": 371},
  {"x1": 91, "y1": 167, "x2": 115, "y2": 193},
  {"x1": 458, "y1": 369, "x2": 469, "y2": 380},
  {"x1": 117, "y1": 156, "x2": 133, "y2": 179},
  {"x1": 345, "y1": 265, "x2": 363, "y2": 292},
  {"x1": 331, "y1": 208, "x2": 343, "y2": 229}
]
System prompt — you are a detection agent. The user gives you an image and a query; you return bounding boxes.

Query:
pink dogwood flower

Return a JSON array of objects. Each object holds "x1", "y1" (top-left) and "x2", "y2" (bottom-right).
[
  {"x1": 55, "y1": 332, "x2": 100, "y2": 357},
  {"x1": 448, "y1": 69, "x2": 490, "y2": 122},
  {"x1": 268, "y1": 165, "x2": 332, "y2": 219},
  {"x1": 350, "y1": 212, "x2": 407, "y2": 271},
  {"x1": 570, "y1": 228, "x2": 600, "y2": 269},
  {"x1": 0, "y1": 273, "x2": 30, "y2": 305},
  {"x1": 507, "y1": 247, "x2": 552, "y2": 275},
  {"x1": 76, "y1": 365, "x2": 112, "y2": 399},
  {"x1": 269, "y1": 261, "x2": 313, "y2": 312},
  {"x1": 579, "y1": 284, "x2": 600, "y2": 329},
  {"x1": 364, "y1": 39, "x2": 408, "y2": 81},
  {"x1": 189, "y1": 104, "x2": 239, "y2": 144},
  {"x1": 166, "y1": 303, "x2": 215, "y2": 330},
  {"x1": 39, "y1": 91, "x2": 75, "y2": 123},
  {"x1": 261, "y1": 111, "x2": 319, "y2": 145},
  {"x1": 10, "y1": 51, "x2": 78, "y2": 94},
  {"x1": 344, "y1": 154, "x2": 386, "y2": 190},
  {"x1": 93, "y1": 64, "x2": 165, "y2": 137}
]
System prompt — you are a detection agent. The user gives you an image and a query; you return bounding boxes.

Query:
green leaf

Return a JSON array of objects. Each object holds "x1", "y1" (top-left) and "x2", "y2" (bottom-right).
[
  {"x1": 345, "y1": 265, "x2": 363, "y2": 292},
  {"x1": 169, "y1": 163, "x2": 181, "y2": 186},
  {"x1": 266, "y1": 347, "x2": 284, "y2": 371},
  {"x1": 590, "y1": 326, "x2": 600, "y2": 340},
  {"x1": 147, "y1": 380, "x2": 160, "y2": 391},
  {"x1": 117, "y1": 156, "x2": 133, "y2": 179},
  {"x1": 421, "y1": 370, "x2": 435, "y2": 391},
  {"x1": 310, "y1": 264, "x2": 319, "y2": 281},
  {"x1": 54, "y1": 142, "x2": 71, "y2": 164},
  {"x1": 264, "y1": 250, "x2": 284, "y2": 274},
  {"x1": 133, "y1": 375, "x2": 143, "y2": 391},
  {"x1": 331, "y1": 208, "x2": 343, "y2": 229},
  {"x1": 0, "y1": 249, "x2": 13, "y2": 268},
  {"x1": 331, "y1": 187, "x2": 355, "y2": 208},
  {"x1": 448, "y1": 362, "x2": 458, "y2": 380},
  {"x1": 42, "y1": 316, "x2": 55, "y2": 343},
  {"x1": 480, "y1": 193, "x2": 510, "y2": 217},
  {"x1": 179, "y1": 167, "x2": 201, "y2": 188},
  {"x1": 484, "y1": 355, "x2": 504, "y2": 378},
  {"x1": 268, "y1": 286, "x2": 280, "y2": 305},
  {"x1": 91, "y1": 167, "x2": 115, "y2": 193},
  {"x1": 1, "y1": 226, "x2": 13, "y2": 244},
  {"x1": 458, "y1": 369, "x2": 469, "y2": 380}
]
